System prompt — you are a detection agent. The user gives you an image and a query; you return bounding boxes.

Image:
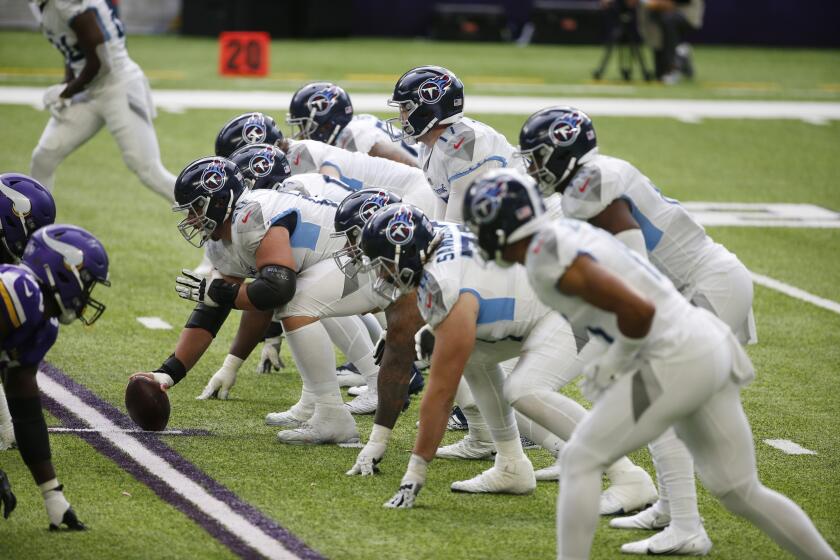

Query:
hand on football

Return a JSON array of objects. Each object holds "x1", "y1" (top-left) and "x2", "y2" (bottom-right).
[
  {"x1": 130, "y1": 372, "x2": 172, "y2": 392},
  {"x1": 383, "y1": 481, "x2": 422, "y2": 509},
  {"x1": 346, "y1": 439, "x2": 387, "y2": 476},
  {"x1": 257, "y1": 336, "x2": 284, "y2": 374}
]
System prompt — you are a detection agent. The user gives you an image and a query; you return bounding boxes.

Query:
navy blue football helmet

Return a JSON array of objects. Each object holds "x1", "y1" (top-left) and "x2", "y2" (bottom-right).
[
  {"x1": 462, "y1": 169, "x2": 547, "y2": 266},
  {"x1": 386, "y1": 66, "x2": 464, "y2": 143},
  {"x1": 173, "y1": 157, "x2": 245, "y2": 247},
  {"x1": 286, "y1": 82, "x2": 353, "y2": 145},
  {"x1": 359, "y1": 204, "x2": 436, "y2": 301},
  {"x1": 215, "y1": 112, "x2": 285, "y2": 158},
  {"x1": 22, "y1": 224, "x2": 110, "y2": 325},
  {"x1": 0, "y1": 173, "x2": 56, "y2": 263},
  {"x1": 229, "y1": 143, "x2": 291, "y2": 191},
  {"x1": 519, "y1": 107, "x2": 597, "y2": 196},
  {"x1": 332, "y1": 188, "x2": 402, "y2": 279}
]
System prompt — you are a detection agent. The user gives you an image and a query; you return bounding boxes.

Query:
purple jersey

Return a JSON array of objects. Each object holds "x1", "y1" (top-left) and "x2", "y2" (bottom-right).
[{"x1": 0, "y1": 264, "x2": 58, "y2": 370}]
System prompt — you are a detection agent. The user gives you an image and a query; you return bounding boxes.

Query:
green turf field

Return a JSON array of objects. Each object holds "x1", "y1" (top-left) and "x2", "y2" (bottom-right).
[{"x1": 0, "y1": 32, "x2": 839, "y2": 560}]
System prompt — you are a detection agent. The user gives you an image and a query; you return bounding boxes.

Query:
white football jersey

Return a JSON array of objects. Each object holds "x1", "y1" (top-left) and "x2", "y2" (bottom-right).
[
  {"x1": 416, "y1": 224, "x2": 549, "y2": 342},
  {"x1": 218, "y1": 189, "x2": 343, "y2": 276},
  {"x1": 336, "y1": 114, "x2": 421, "y2": 166},
  {"x1": 276, "y1": 173, "x2": 355, "y2": 203},
  {"x1": 421, "y1": 117, "x2": 527, "y2": 223},
  {"x1": 525, "y1": 219, "x2": 717, "y2": 358},
  {"x1": 36, "y1": 0, "x2": 141, "y2": 90},
  {"x1": 562, "y1": 154, "x2": 727, "y2": 288}
]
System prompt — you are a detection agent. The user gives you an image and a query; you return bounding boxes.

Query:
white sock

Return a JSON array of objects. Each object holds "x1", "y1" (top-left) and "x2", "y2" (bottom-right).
[
  {"x1": 495, "y1": 437, "x2": 526, "y2": 461},
  {"x1": 285, "y1": 321, "x2": 343, "y2": 406},
  {"x1": 649, "y1": 429, "x2": 701, "y2": 532},
  {"x1": 322, "y1": 316, "x2": 378, "y2": 390}
]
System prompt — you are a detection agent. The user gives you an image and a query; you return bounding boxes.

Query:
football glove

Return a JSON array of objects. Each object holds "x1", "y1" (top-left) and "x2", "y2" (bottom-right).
[
  {"x1": 197, "y1": 354, "x2": 243, "y2": 400},
  {"x1": 580, "y1": 333, "x2": 645, "y2": 400},
  {"x1": 130, "y1": 371, "x2": 173, "y2": 392},
  {"x1": 42, "y1": 84, "x2": 70, "y2": 120},
  {"x1": 383, "y1": 481, "x2": 422, "y2": 509},
  {"x1": 41, "y1": 480, "x2": 85, "y2": 531},
  {"x1": 414, "y1": 325, "x2": 435, "y2": 364},
  {"x1": 0, "y1": 469, "x2": 16, "y2": 520},
  {"x1": 372, "y1": 329, "x2": 387, "y2": 366},
  {"x1": 175, "y1": 269, "x2": 238, "y2": 308},
  {"x1": 346, "y1": 425, "x2": 391, "y2": 476},
  {"x1": 258, "y1": 336, "x2": 284, "y2": 374}
]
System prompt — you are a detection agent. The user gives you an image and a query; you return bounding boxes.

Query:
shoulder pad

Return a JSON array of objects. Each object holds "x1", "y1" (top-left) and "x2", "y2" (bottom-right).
[{"x1": 0, "y1": 268, "x2": 45, "y2": 331}]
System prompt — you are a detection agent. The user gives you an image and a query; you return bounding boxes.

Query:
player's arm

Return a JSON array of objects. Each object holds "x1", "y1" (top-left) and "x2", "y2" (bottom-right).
[
  {"x1": 588, "y1": 199, "x2": 647, "y2": 257},
  {"x1": 4, "y1": 367, "x2": 84, "y2": 529},
  {"x1": 62, "y1": 11, "x2": 109, "y2": 98},
  {"x1": 368, "y1": 141, "x2": 420, "y2": 168},
  {"x1": 232, "y1": 227, "x2": 297, "y2": 312},
  {"x1": 384, "y1": 293, "x2": 478, "y2": 508}
]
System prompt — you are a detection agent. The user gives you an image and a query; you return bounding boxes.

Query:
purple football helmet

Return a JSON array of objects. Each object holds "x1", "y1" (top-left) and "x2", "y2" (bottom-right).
[
  {"x1": 0, "y1": 173, "x2": 56, "y2": 263},
  {"x1": 22, "y1": 224, "x2": 110, "y2": 325}
]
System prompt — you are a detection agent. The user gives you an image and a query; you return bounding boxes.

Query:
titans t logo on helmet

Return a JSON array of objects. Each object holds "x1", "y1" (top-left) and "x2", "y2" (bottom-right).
[
  {"x1": 242, "y1": 114, "x2": 268, "y2": 145},
  {"x1": 470, "y1": 180, "x2": 508, "y2": 224},
  {"x1": 549, "y1": 113, "x2": 583, "y2": 147},
  {"x1": 200, "y1": 159, "x2": 228, "y2": 192},
  {"x1": 385, "y1": 206, "x2": 415, "y2": 245},
  {"x1": 307, "y1": 87, "x2": 339, "y2": 115},
  {"x1": 359, "y1": 191, "x2": 391, "y2": 223},
  {"x1": 248, "y1": 148, "x2": 275, "y2": 178},
  {"x1": 418, "y1": 74, "x2": 452, "y2": 105}
]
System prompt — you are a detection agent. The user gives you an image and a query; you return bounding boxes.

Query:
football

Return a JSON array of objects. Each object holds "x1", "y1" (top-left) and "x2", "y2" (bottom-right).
[{"x1": 125, "y1": 375, "x2": 171, "y2": 431}]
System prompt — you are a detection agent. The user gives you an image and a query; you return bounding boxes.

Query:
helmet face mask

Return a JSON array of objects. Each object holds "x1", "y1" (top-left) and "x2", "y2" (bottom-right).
[
  {"x1": 174, "y1": 195, "x2": 217, "y2": 248},
  {"x1": 332, "y1": 189, "x2": 403, "y2": 280},
  {"x1": 386, "y1": 66, "x2": 465, "y2": 143},
  {"x1": 330, "y1": 226, "x2": 364, "y2": 278},
  {"x1": 384, "y1": 99, "x2": 420, "y2": 143}
]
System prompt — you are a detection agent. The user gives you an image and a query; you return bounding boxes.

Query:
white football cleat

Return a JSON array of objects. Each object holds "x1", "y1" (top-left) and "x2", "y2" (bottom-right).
[
  {"x1": 276, "y1": 404, "x2": 360, "y2": 445},
  {"x1": 451, "y1": 456, "x2": 536, "y2": 494},
  {"x1": 620, "y1": 526, "x2": 712, "y2": 556},
  {"x1": 600, "y1": 466, "x2": 658, "y2": 515},
  {"x1": 347, "y1": 385, "x2": 368, "y2": 397},
  {"x1": 265, "y1": 409, "x2": 309, "y2": 428},
  {"x1": 534, "y1": 458, "x2": 561, "y2": 481},
  {"x1": 610, "y1": 505, "x2": 671, "y2": 530},
  {"x1": 345, "y1": 390, "x2": 377, "y2": 415},
  {"x1": 436, "y1": 435, "x2": 496, "y2": 460},
  {"x1": 337, "y1": 371, "x2": 365, "y2": 388}
]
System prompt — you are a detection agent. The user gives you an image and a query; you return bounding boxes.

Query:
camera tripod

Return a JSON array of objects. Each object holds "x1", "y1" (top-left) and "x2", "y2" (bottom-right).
[{"x1": 592, "y1": 8, "x2": 653, "y2": 82}]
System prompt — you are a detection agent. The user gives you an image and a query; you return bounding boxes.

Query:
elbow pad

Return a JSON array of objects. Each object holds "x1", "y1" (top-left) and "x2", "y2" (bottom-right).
[
  {"x1": 247, "y1": 265, "x2": 296, "y2": 311},
  {"x1": 185, "y1": 303, "x2": 232, "y2": 337}
]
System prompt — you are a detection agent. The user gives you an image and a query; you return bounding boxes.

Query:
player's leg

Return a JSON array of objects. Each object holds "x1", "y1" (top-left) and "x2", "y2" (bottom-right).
[
  {"x1": 30, "y1": 102, "x2": 105, "y2": 189},
  {"x1": 321, "y1": 315, "x2": 379, "y2": 414},
  {"x1": 677, "y1": 379, "x2": 838, "y2": 560},
  {"x1": 690, "y1": 257, "x2": 756, "y2": 345},
  {"x1": 0, "y1": 382, "x2": 15, "y2": 449},
  {"x1": 450, "y1": 358, "x2": 535, "y2": 495},
  {"x1": 436, "y1": 377, "x2": 496, "y2": 459},
  {"x1": 100, "y1": 75, "x2": 176, "y2": 203}
]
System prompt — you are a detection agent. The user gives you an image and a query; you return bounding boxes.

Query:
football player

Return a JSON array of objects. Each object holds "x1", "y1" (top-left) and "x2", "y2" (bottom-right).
[
  {"x1": 29, "y1": 0, "x2": 175, "y2": 202},
  {"x1": 2, "y1": 224, "x2": 110, "y2": 530},
  {"x1": 462, "y1": 172, "x2": 838, "y2": 560},
  {"x1": 0, "y1": 173, "x2": 57, "y2": 451},
  {"x1": 358, "y1": 202, "x2": 656, "y2": 509},
  {"x1": 520, "y1": 106, "x2": 757, "y2": 551},
  {"x1": 287, "y1": 82, "x2": 420, "y2": 167}
]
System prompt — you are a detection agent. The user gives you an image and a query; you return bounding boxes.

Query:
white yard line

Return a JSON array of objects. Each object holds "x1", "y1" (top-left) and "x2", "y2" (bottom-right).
[
  {"x1": 49, "y1": 427, "x2": 186, "y2": 434},
  {"x1": 137, "y1": 316, "x2": 173, "y2": 330},
  {"x1": 3, "y1": 86, "x2": 840, "y2": 121},
  {"x1": 751, "y1": 273, "x2": 840, "y2": 316},
  {"x1": 37, "y1": 371, "x2": 300, "y2": 560},
  {"x1": 764, "y1": 439, "x2": 817, "y2": 455}
]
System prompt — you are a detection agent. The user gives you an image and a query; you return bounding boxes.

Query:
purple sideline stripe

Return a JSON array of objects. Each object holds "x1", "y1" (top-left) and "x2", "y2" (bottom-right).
[{"x1": 39, "y1": 362, "x2": 325, "y2": 560}]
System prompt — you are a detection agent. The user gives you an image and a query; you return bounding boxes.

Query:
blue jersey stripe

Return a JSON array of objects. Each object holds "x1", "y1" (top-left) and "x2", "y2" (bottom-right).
[
  {"x1": 460, "y1": 288, "x2": 515, "y2": 325},
  {"x1": 622, "y1": 196, "x2": 663, "y2": 251},
  {"x1": 269, "y1": 209, "x2": 321, "y2": 250},
  {"x1": 321, "y1": 161, "x2": 363, "y2": 191},
  {"x1": 447, "y1": 155, "x2": 508, "y2": 183}
]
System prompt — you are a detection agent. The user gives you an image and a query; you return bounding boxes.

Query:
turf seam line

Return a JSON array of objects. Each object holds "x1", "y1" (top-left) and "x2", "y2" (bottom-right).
[
  {"x1": 37, "y1": 362, "x2": 325, "y2": 560},
  {"x1": 751, "y1": 272, "x2": 840, "y2": 315}
]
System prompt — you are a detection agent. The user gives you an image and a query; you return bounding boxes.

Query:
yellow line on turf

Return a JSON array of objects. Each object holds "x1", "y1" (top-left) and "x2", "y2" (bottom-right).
[
  {"x1": 820, "y1": 84, "x2": 840, "y2": 92},
  {"x1": 0, "y1": 66, "x2": 62, "y2": 77},
  {"x1": 702, "y1": 81, "x2": 781, "y2": 91}
]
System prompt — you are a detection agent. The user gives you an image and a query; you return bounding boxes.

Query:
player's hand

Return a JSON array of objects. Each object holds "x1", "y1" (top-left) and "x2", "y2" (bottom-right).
[
  {"x1": 346, "y1": 439, "x2": 387, "y2": 476},
  {"x1": 383, "y1": 481, "x2": 422, "y2": 509},
  {"x1": 176, "y1": 269, "x2": 222, "y2": 307},
  {"x1": 372, "y1": 329, "x2": 387, "y2": 366},
  {"x1": 414, "y1": 325, "x2": 435, "y2": 364},
  {"x1": 580, "y1": 336, "x2": 643, "y2": 399},
  {"x1": 258, "y1": 336, "x2": 284, "y2": 374},
  {"x1": 0, "y1": 469, "x2": 17, "y2": 520},
  {"x1": 42, "y1": 84, "x2": 70, "y2": 120},
  {"x1": 130, "y1": 372, "x2": 173, "y2": 392},
  {"x1": 197, "y1": 355, "x2": 243, "y2": 400},
  {"x1": 42, "y1": 483, "x2": 86, "y2": 531}
]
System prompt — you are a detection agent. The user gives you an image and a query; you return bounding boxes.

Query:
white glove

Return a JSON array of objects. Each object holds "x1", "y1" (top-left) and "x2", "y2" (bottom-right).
[
  {"x1": 383, "y1": 453, "x2": 427, "y2": 509},
  {"x1": 414, "y1": 325, "x2": 435, "y2": 364},
  {"x1": 130, "y1": 371, "x2": 174, "y2": 392},
  {"x1": 40, "y1": 479, "x2": 85, "y2": 531},
  {"x1": 197, "y1": 354, "x2": 243, "y2": 400},
  {"x1": 42, "y1": 84, "x2": 70, "y2": 120},
  {"x1": 257, "y1": 336, "x2": 284, "y2": 374},
  {"x1": 580, "y1": 333, "x2": 645, "y2": 400},
  {"x1": 372, "y1": 329, "x2": 387, "y2": 366},
  {"x1": 175, "y1": 269, "x2": 238, "y2": 308},
  {"x1": 347, "y1": 424, "x2": 390, "y2": 476}
]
